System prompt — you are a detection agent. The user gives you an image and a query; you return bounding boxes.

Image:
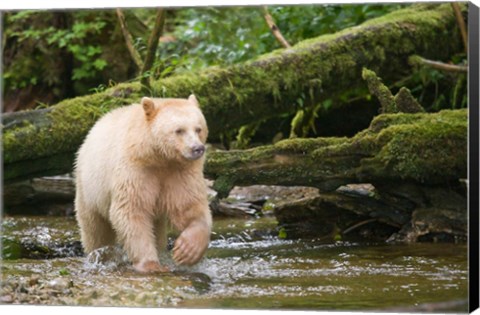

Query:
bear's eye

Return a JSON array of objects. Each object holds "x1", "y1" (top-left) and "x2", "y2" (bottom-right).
[
  {"x1": 195, "y1": 127, "x2": 202, "y2": 134},
  {"x1": 175, "y1": 128, "x2": 185, "y2": 135}
]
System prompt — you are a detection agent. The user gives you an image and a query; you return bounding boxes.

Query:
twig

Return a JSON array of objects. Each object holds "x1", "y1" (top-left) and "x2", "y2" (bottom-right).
[
  {"x1": 262, "y1": 6, "x2": 291, "y2": 48},
  {"x1": 342, "y1": 218, "x2": 377, "y2": 235},
  {"x1": 409, "y1": 55, "x2": 468, "y2": 73},
  {"x1": 116, "y1": 8, "x2": 144, "y2": 70},
  {"x1": 140, "y1": 9, "x2": 166, "y2": 89},
  {"x1": 451, "y1": 3, "x2": 468, "y2": 53}
]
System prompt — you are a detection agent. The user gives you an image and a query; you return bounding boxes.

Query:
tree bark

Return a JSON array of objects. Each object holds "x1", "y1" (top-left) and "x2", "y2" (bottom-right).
[{"x1": 2, "y1": 3, "x2": 465, "y2": 182}]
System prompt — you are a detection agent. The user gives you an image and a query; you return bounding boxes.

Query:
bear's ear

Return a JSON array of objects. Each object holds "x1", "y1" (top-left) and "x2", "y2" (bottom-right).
[
  {"x1": 141, "y1": 97, "x2": 157, "y2": 120},
  {"x1": 188, "y1": 94, "x2": 200, "y2": 107}
]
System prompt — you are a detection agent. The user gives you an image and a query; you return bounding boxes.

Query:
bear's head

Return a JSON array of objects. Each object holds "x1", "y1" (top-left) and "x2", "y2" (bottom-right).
[{"x1": 141, "y1": 95, "x2": 208, "y2": 162}]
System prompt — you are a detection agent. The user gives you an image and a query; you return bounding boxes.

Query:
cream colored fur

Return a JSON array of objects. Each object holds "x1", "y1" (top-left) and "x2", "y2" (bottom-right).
[{"x1": 74, "y1": 95, "x2": 212, "y2": 273}]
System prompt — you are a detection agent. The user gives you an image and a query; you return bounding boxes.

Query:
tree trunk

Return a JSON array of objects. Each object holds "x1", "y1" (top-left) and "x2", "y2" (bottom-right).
[{"x1": 2, "y1": 3, "x2": 465, "y2": 182}]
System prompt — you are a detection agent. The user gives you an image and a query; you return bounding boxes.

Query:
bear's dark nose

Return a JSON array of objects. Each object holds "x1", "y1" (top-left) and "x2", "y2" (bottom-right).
[{"x1": 192, "y1": 145, "x2": 205, "y2": 158}]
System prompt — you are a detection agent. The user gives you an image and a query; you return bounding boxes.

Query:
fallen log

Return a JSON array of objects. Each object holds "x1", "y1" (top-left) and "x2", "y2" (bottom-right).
[
  {"x1": 205, "y1": 109, "x2": 467, "y2": 197},
  {"x1": 2, "y1": 3, "x2": 465, "y2": 182}
]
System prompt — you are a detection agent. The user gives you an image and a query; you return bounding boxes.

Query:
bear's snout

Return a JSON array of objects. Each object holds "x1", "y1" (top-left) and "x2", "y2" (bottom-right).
[
  {"x1": 192, "y1": 144, "x2": 205, "y2": 158},
  {"x1": 188, "y1": 144, "x2": 205, "y2": 160}
]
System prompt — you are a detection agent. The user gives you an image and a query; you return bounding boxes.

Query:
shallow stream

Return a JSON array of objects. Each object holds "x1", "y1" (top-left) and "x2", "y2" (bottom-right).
[{"x1": 0, "y1": 215, "x2": 468, "y2": 311}]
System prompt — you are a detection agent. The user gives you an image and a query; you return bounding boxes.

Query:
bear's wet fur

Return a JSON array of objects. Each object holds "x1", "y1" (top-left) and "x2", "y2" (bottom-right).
[{"x1": 74, "y1": 95, "x2": 212, "y2": 273}]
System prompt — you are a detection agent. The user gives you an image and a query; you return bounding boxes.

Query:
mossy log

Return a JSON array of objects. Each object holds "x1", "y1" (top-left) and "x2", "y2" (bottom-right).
[
  {"x1": 205, "y1": 109, "x2": 467, "y2": 198},
  {"x1": 2, "y1": 3, "x2": 465, "y2": 182}
]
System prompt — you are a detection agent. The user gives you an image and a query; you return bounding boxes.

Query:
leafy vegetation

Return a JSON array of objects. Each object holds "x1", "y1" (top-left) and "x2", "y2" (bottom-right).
[
  {"x1": 4, "y1": 11, "x2": 110, "y2": 87},
  {"x1": 2, "y1": 10, "x2": 133, "y2": 111},
  {"x1": 146, "y1": 4, "x2": 404, "y2": 75},
  {"x1": 406, "y1": 52, "x2": 468, "y2": 111},
  {"x1": 2, "y1": 4, "x2": 402, "y2": 111}
]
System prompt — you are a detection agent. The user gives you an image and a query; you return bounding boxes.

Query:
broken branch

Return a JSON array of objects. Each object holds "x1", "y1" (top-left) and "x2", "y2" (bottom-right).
[
  {"x1": 262, "y1": 6, "x2": 291, "y2": 48},
  {"x1": 409, "y1": 55, "x2": 468, "y2": 73}
]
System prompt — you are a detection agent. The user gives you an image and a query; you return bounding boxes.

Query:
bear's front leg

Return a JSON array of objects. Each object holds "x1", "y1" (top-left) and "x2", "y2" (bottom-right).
[
  {"x1": 173, "y1": 219, "x2": 211, "y2": 266},
  {"x1": 110, "y1": 202, "x2": 169, "y2": 273}
]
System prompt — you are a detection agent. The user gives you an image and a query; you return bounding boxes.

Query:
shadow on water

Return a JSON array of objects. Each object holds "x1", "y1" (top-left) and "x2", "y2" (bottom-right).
[{"x1": 0, "y1": 215, "x2": 468, "y2": 311}]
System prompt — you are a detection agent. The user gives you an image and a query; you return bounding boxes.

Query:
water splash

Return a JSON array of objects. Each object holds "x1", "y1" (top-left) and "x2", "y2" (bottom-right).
[{"x1": 84, "y1": 245, "x2": 131, "y2": 272}]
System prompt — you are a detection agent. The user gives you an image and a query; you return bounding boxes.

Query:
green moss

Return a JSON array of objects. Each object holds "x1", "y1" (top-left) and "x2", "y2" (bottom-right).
[
  {"x1": 394, "y1": 87, "x2": 424, "y2": 113},
  {"x1": 300, "y1": 109, "x2": 466, "y2": 184},
  {"x1": 358, "y1": 109, "x2": 467, "y2": 182},
  {"x1": 289, "y1": 109, "x2": 305, "y2": 138},
  {"x1": 362, "y1": 68, "x2": 396, "y2": 113},
  {"x1": 234, "y1": 122, "x2": 262, "y2": 149},
  {"x1": 1, "y1": 238, "x2": 24, "y2": 260},
  {"x1": 212, "y1": 176, "x2": 236, "y2": 199},
  {"x1": 275, "y1": 137, "x2": 346, "y2": 154},
  {"x1": 3, "y1": 85, "x2": 144, "y2": 168}
]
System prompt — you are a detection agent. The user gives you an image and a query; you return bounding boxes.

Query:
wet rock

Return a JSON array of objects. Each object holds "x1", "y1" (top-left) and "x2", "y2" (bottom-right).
[
  {"x1": 29, "y1": 275, "x2": 40, "y2": 286},
  {"x1": 0, "y1": 294, "x2": 14, "y2": 303},
  {"x1": 1, "y1": 216, "x2": 83, "y2": 260},
  {"x1": 109, "y1": 292, "x2": 121, "y2": 300},
  {"x1": 1, "y1": 237, "x2": 83, "y2": 260},
  {"x1": 229, "y1": 185, "x2": 319, "y2": 204},
  {"x1": 40, "y1": 293, "x2": 50, "y2": 301},
  {"x1": 1, "y1": 238, "x2": 24, "y2": 260},
  {"x1": 134, "y1": 292, "x2": 152, "y2": 303},
  {"x1": 388, "y1": 207, "x2": 467, "y2": 243},
  {"x1": 336, "y1": 183, "x2": 376, "y2": 197},
  {"x1": 210, "y1": 200, "x2": 262, "y2": 218},
  {"x1": 210, "y1": 185, "x2": 320, "y2": 218},
  {"x1": 46, "y1": 278, "x2": 73, "y2": 291},
  {"x1": 173, "y1": 271, "x2": 212, "y2": 294}
]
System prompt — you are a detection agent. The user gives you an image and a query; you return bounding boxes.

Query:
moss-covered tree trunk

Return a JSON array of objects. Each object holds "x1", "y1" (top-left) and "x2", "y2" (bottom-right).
[
  {"x1": 3, "y1": 3, "x2": 465, "y2": 182},
  {"x1": 206, "y1": 109, "x2": 467, "y2": 197}
]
